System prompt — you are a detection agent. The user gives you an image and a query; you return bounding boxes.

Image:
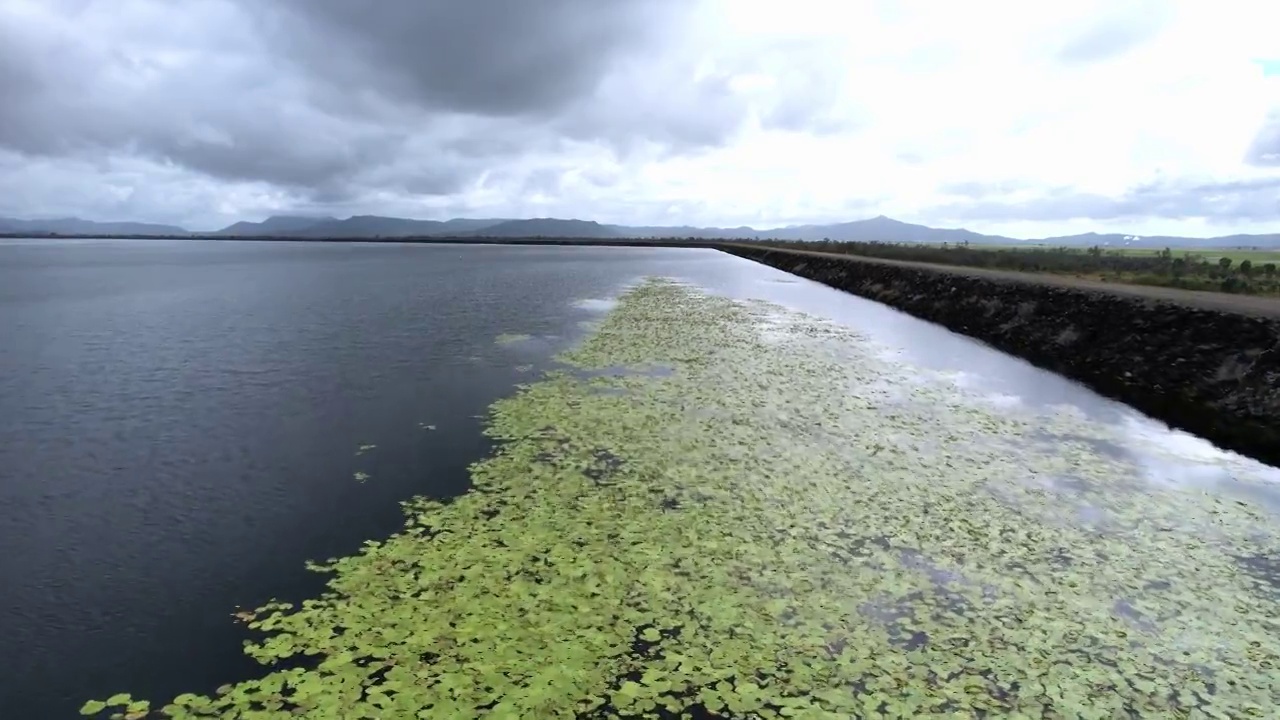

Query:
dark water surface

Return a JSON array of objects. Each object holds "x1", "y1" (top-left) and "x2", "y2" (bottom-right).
[{"x1": 1, "y1": 239, "x2": 1276, "y2": 717}]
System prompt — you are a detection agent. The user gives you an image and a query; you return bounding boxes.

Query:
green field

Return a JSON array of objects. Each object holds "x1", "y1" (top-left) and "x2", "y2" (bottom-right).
[
  {"x1": 976, "y1": 244, "x2": 1280, "y2": 264},
  {"x1": 760, "y1": 239, "x2": 1280, "y2": 296}
]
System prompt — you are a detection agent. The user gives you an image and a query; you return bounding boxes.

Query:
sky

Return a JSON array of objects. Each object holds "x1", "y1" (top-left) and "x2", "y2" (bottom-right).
[{"x1": 0, "y1": 0, "x2": 1278, "y2": 237}]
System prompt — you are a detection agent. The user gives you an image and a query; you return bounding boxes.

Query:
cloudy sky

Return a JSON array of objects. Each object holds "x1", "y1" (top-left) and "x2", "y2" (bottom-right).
[{"x1": 1, "y1": 0, "x2": 1278, "y2": 237}]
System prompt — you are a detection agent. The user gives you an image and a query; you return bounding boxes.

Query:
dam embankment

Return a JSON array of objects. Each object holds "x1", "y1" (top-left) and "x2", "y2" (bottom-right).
[{"x1": 720, "y1": 244, "x2": 1280, "y2": 468}]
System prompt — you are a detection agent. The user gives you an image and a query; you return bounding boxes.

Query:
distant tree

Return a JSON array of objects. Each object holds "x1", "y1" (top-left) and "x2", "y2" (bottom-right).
[
  {"x1": 1264, "y1": 263, "x2": 1277, "y2": 279},
  {"x1": 748, "y1": 237, "x2": 1277, "y2": 296},
  {"x1": 1239, "y1": 259, "x2": 1253, "y2": 277},
  {"x1": 1219, "y1": 256, "x2": 1234, "y2": 272}
]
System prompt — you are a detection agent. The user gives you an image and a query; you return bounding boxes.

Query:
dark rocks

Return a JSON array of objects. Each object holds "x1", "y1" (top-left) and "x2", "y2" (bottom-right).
[{"x1": 724, "y1": 246, "x2": 1280, "y2": 469}]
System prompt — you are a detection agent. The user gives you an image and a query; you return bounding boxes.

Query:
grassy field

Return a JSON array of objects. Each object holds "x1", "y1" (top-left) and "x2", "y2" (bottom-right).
[
  {"x1": 977, "y1": 244, "x2": 1280, "y2": 264},
  {"x1": 754, "y1": 239, "x2": 1280, "y2": 297}
]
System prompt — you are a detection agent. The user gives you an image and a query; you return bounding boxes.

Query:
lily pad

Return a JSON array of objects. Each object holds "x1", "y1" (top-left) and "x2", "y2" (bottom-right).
[{"x1": 78, "y1": 278, "x2": 1280, "y2": 718}]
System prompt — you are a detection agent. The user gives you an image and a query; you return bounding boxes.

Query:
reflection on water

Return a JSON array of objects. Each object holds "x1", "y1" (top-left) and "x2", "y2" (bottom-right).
[
  {"x1": 2, "y1": 240, "x2": 1276, "y2": 717},
  {"x1": 549, "y1": 278, "x2": 1277, "y2": 715},
  {"x1": 654, "y1": 259, "x2": 1280, "y2": 507},
  {"x1": 0, "y1": 241, "x2": 731, "y2": 717},
  {"x1": 636, "y1": 259, "x2": 1280, "y2": 688},
  {"x1": 1030, "y1": 430, "x2": 1130, "y2": 461}
]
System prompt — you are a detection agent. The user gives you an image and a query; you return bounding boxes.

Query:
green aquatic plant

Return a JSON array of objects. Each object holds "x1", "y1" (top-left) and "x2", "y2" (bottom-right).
[
  {"x1": 80, "y1": 694, "x2": 149, "y2": 719},
  {"x1": 82, "y1": 278, "x2": 1279, "y2": 718},
  {"x1": 494, "y1": 333, "x2": 533, "y2": 345}
]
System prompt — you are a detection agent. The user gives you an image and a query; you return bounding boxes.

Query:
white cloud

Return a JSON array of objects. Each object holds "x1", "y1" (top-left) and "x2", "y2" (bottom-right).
[
  {"x1": 1, "y1": 0, "x2": 1278, "y2": 237},
  {"x1": 618, "y1": 0, "x2": 1280, "y2": 234}
]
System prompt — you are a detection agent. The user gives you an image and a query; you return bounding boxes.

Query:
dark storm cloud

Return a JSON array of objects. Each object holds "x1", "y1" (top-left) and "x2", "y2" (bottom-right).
[
  {"x1": 1246, "y1": 111, "x2": 1280, "y2": 166},
  {"x1": 556, "y1": 68, "x2": 748, "y2": 156},
  {"x1": 0, "y1": 3, "x2": 421, "y2": 193},
  {"x1": 935, "y1": 177, "x2": 1280, "y2": 222},
  {"x1": 1054, "y1": 2, "x2": 1170, "y2": 64},
  {"x1": 0, "y1": 0, "x2": 701, "y2": 200},
  {"x1": 152, "y1": 115, "x2": 412, "y2": 192},
  {"x1": 255, "y1": 0, "x2": 684, "y2": 118},
  {"x1": 520, "y1": 168, "x2": 569, "y2": 196}
]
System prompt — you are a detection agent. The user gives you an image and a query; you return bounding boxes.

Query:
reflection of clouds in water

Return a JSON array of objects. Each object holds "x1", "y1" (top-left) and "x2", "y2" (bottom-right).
[
  {"x1": 1028, "y1": 430, "x2": 1129, "y2": 462},
  {"x1": 687, "y1": 265, "x2": 1280, "y2": 507},
  {"x1": 982, "y1": 392, "x2": 1024, "y2": 410},
  {"x1": 901, "y1": 344, "x2": 1280, "y2": 491},
  {"x1": 1116, "y1": 416, "x2": 1280, "y2": 509},
  {"x1": 1120, "y1": 415, "x2": 1254, "y2": 469},
  {"x1": 890, "y1": 350, "x2": 1280, "y2": 511},
  {"x1": 748, "y1": 310, "x2": 798, "y2": 345},
  {"x1": 571, "y1": 274, "x2": 662, "y2": 317},
  {"x1": 573, "y1": 297, "x2": 619, "y2": 313},
  {"x1": 728, "y1": 273, "x2": 1143, "y2": 422},
  {"x1": 928, "y1": 371, "x2": 1024, "y2": 411},
  {"x1": 930, "y1": 369, "x2": 975, "y2": 389}
]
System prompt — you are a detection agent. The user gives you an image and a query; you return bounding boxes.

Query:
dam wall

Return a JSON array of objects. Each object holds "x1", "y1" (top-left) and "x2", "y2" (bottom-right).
[{"x1": 721, "y1": 245, "x2": 1280, "y2": 468}]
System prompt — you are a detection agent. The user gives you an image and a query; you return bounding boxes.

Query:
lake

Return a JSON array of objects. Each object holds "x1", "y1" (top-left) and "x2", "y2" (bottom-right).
[{"x1": 1, "y1": 239, "x2": 1276, "y2": 717}]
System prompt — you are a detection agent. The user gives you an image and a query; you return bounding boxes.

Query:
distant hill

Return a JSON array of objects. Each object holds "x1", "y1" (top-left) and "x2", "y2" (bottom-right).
[
  {"x1": 291, "y1": 215, "x2": 448, "y2": 238},
  {"x1": 4, "y1": 213, "x2": 1280, "y2": 249},
  {"x1": 437, "y1": 218, "x2": 511, "y2": 234},
  {"x1": 291, "y1": 215, "x2": 511, "y2": 238},
  {"x1": 605, "y1": 224, "x2": 757, "y2": 239},
  {"x1": 215, "y1": 215, "x2": 336, "y2": 235},
  {"x1": 468, "y1": 218, "x2": 621, "y2": 238},
  {"x1": 604, "y1": 216, "x2": 1015, "y2": 244},
  {"x1": 749, "y1": 215, "x2": 1014, "y2": 244},
  {"x1": 0, "y1": 217, "x2": 189, "y2": 236}
]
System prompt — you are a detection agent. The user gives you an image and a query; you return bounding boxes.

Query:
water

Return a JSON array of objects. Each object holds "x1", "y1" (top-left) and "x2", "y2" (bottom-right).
[{"x1": 0, "y1": 238, "x2": 1275, "y2": 718}]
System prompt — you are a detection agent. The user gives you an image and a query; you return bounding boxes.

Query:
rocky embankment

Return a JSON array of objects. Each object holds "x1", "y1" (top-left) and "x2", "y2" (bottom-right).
[{"x1": 722, "y1": 245, "x2": 1280, "y2": 468}]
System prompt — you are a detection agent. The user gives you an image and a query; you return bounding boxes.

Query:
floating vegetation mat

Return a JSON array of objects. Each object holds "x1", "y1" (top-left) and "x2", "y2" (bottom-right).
[{"x1": 85, "y1": 279, "x2": 1279, "y2": 718}]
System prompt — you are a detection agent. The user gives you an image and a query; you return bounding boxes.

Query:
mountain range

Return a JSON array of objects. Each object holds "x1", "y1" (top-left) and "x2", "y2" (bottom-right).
[
  {"x1": 4, "y1": 213, "x2": 1280, "y2": 249},
  {"x1": 0, "y1": 216, "x2": 190, "y2": 236}
]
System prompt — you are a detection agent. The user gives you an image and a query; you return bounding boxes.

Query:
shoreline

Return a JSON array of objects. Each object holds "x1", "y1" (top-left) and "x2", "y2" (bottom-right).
[
  {"x1": 722, "y1": 244, "x2": 1280, "y2": 469},
  {"x1": 11, "y1": 233, "x2": 1280, "y2": 308}
]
